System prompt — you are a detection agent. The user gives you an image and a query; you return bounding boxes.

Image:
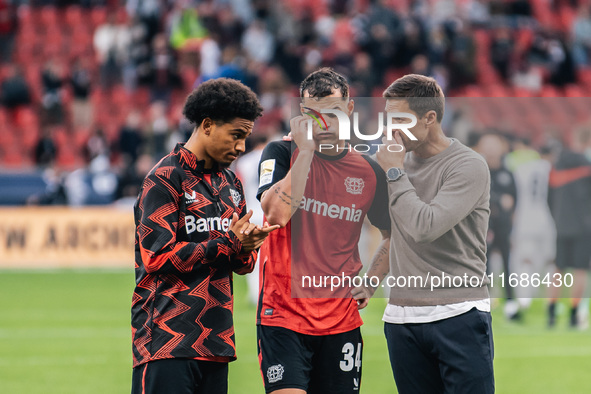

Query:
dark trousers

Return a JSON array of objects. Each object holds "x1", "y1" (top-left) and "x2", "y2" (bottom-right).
[
  {"x1": 132, "y1": 358, "x2": 228, "y2": 394},
  {"x1": 385, "y1": 308, "x2": 494, "y2": 394}
]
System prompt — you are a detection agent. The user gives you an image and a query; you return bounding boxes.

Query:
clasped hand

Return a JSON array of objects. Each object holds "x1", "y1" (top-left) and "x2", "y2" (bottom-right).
[{"x1": 229, "y1": 210, "x2": 280, "y2": 252}]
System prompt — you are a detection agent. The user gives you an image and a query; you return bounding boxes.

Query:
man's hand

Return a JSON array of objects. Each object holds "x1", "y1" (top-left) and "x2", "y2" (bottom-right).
[
  {"x1": 291, "y1": 115, "x2": 316, "y2": 152},
  {"x1": 230, "y1": 210, "x2": 280, "y2": 252},
  {"x1": 351, "y1": 285, "x2": 376, "y2": 310},
  {"x1": 376, "y1": 130, "x2": 406, "y2": 171}
]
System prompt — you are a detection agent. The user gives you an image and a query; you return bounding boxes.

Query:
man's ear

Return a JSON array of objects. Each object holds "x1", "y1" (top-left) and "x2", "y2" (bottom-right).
[
  {"x1": 425, "y1": 111, "x2": 437, "y2": 127},
  {"x1": 201, "y1": 118, "x2": 213, "y2": 135},
  {"x1": 347, "y1": 99, "x2": 355, "y2": 116}
]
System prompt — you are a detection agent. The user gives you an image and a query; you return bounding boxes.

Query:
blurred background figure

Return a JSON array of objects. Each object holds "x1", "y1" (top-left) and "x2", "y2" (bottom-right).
[
  {"x1": 1, "y1": 64, "x2": 31, "y2": 114},
  {"x1": 34, "y1": 128, "x2": 58, "y2": 168},
  {"x1": 510, "y1": 144, "x2": 557, "y2": 312},
  {"x1": 476, "y1": 133, "x2": 520, "y2": 320},
  {"x1": 40, "y1": 60, "x2": 66, "y2": 126},
  {"x1": 70, "y1": 58, "x2": 93, "y2": 130},
  {"x1": 234, "y1": 133, "x2": 270, "y2": 305},
  {"x1": 0, "y1": 0, "x2": 17, "y2": 63},
  {"x1": 547, "y1": 126, "x2": 591, "y2": 329}
]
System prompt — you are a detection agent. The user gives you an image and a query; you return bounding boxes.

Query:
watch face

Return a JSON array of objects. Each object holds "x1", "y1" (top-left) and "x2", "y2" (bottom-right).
[{"x1": 387, "y1": 167, "x2": 401, "y2": 181}]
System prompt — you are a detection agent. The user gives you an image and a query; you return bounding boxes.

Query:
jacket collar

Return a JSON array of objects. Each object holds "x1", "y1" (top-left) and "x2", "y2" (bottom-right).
[{"x1": 175, "y1": 143, "x2": 220, "y2": 174}]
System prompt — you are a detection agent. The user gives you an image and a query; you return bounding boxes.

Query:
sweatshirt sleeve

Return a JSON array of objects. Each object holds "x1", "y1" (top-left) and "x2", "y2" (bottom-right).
[{"x1": 388, "y1": 158, "x2": 490, "y2": 243}]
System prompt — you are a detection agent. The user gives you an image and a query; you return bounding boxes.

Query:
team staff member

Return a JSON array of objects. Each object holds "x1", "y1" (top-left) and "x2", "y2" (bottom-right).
[
  {"x1": 131, "y1": 78, "x2": 279, "y2": 394},
  {"x1": 256, "y1": 68, "x2": 391, "y2": 394},
  {"x1": 367, "y1": 74, "x2": 494, "y2": 393}
]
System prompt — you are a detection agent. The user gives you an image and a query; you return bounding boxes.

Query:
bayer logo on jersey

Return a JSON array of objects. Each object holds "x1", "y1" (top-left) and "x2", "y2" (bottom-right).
[
  {"x1": 344, "y1": 177, "x2": 365, "y2": 195},
  {"x1": 230, "y1": 189, "x2": 241, "y2": 207},
  {"x1": 267, "y1": 364, "x2": 284, "y2": 383}
]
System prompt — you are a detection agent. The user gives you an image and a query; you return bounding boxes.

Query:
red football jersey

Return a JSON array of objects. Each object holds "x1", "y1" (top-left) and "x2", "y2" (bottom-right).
[{"x1": 256, "y1": 140, "x2": 389, "y2": 335}]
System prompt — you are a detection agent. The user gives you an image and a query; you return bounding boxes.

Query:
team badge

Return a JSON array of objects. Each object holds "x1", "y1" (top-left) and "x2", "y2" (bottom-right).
[
  {"x1": 259, "y1": 159, "x2": 276, "y2": 186},
  {"x1": 230, "y1": 189, "x2": 241, "y2": 207},
  {"x1": 267, "y1": 364, "x2": 284, "y2": 383},
  {"x1": 344, "y1": 177, "x2": 364, "y2": 195}
]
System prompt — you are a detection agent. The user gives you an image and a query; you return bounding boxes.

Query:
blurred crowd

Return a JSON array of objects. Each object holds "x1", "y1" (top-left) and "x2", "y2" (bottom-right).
[{"x1": 2, "y1": 0, "x2": 591, "y2": 206}]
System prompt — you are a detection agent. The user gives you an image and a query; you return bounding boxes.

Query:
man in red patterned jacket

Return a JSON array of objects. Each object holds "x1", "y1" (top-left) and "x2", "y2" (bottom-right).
[{"x1": 131, "y1": 78, "x2": 279, "y2": 394}]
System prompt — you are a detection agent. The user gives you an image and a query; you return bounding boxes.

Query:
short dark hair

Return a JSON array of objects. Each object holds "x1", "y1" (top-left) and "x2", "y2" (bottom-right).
[
  {"x1": 300, "y1": 67, "x2": 349, "y2": 98},
  {"x1": 383, "y1": 74, "x2": 445, "y2": 123},
  {"x1": 183, "y1": 78, "x2": 263, "y2": 126}
]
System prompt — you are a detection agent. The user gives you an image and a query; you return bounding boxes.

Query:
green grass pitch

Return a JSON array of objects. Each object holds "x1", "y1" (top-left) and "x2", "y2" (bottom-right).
[{"x1": 0, "y1": 270, "x2": 590, "y2": 393}]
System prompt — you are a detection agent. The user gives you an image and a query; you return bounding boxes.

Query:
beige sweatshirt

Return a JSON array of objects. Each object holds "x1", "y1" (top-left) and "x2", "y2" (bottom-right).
[{"x1": 387, "y1": 139, "x2": 491, "y2": 306}]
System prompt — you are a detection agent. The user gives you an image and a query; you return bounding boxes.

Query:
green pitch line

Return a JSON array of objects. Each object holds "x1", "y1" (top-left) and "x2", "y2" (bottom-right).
[{"x1": 0, "y1": 270, "x2": 590, "y2": 393}]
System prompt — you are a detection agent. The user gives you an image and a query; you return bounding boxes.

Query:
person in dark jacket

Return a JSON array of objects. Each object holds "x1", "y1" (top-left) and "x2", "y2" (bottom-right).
[
  {"x1": 131, "y1": 78, "x2": 279, "y2": 394},
  {"x1": 547, "y1": 127, "x2": 591, "y2": 328}
]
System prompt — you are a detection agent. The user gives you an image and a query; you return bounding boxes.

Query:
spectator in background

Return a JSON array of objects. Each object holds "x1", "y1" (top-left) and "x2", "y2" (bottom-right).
[
  {"x1": 199, "y1": 35, "x2": 222, "y2": 79},
  {"x1": 350, "y1": 52, "x2": 377, "y2": 96},
  {"x1": 0, "y1": 0, "x2": 17, "y2": 63},
  {"x1": 548, "y1": 37, "x2": 576, "y2": 86},
  {"x1": 490, "y1": 27, "x2": 515, "y2": 81},
  {"x1": 118, "y1": 110, "x2": 144, "y2": 166},
  {"x1": 70, "y1": 58, "x2": 93, "y2": 130},
  {"x1": 145, "y1": 101, "x2": 170, "y2": 160},
  {"x1": 168, "y1": 3, "x2": 207, "y2": 50},
  {"x1": 572, "y1": 4, "x2": 591, "y2": 66},
  {"x1": 446, "y1": 21, "x2": 477, "y2": 89},
  {"x1": 363, "y1": 0, "x2": 401, "y2": 82},
  {"x1": 0, "y1": 65, "x2": 31, "y2": 111},
  {"x1": 258, "y1": 66, "x2": 288, "y2": 113},
  {"x1": 214, "y1": 45, "x2": 259, "y2": 88},
  {"x1": 94, "y1": 13, "x2": 131, "y2": 89},
  {"x1": 34, "y1": 129, "x2": 58, "y2": 167},
  {"x1": 84, "y1": 126, "x2": 110, "y2": 163},
  {"x1": 115, "y1": 153, "x2": 154, "y2": 203},
  {"x1": 65, "y1": 154, "x2": 119, "y2": 206},
  {"x1": 410, "y1": 54, "x2": 431, "y2": 76},
  {"x1": 428, "y1": 25, "x2": 449, "y2": 67},
  {"x1": 547, "y1": 126, "x2": 591, "y2": 329},
  {"x1": 511, "y1": 57, "x2": 542, "y2": 93},
  {"x1": 396, "y1": 19, "x2": 429, "y2": 68},
  {"x1": 215, "y1": 5, "x2": 245, "y2": 47},
  {"x1": 26, "y1": 166, "x2": 68, "y2": 206},
  {"x1": 462, "y1": 0, "x2": 491, "y2": 27},
  {"x1": 241, "y1": 18, "x2": 274, "y2": 64},
  {"x1": 40, "y1": 60, "x2": 66, "y2": 126},
  {"x1": 148, "y1": 33, "x2": 181, "y2": 102},
  {"x1": 126, "y1": 0, "x2": 161, "y2": 44},
  {"x1": 123, "y1": 16, "x2": 150, "y2": 92}
]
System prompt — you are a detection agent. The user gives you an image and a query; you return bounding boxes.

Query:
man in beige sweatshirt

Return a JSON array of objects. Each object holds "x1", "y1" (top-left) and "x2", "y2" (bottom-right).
[{"x1": 365, "y1": 74, "x2": 494, "y2": 393}]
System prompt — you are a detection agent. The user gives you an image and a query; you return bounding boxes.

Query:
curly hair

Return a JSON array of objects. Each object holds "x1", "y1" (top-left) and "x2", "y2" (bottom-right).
[
  {"x1": 183, "y1": 78, "x2": 263, "y2": 126},
  {"x1": 299, "y1": 67, "x2": 349, "y2": 98}
]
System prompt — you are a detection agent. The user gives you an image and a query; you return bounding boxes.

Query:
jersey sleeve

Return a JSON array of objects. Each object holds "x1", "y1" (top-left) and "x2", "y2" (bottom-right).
[
  {"x1": 362, "y1": 155, "x2": 391, "y2": 232},
  {"x1": 136, "y1": 172, "x2": 245, "y2": 275},
  {"x1": 256, "y1": 140, "x2": 292, "y2": 201},
  {"x1": 229, "y1": 174, "x2": 257, "y2": 275}
]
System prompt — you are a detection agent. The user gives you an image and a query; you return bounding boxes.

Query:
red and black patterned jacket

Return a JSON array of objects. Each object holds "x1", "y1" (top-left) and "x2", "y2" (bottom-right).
[{"x1": 132, "y1": 143, "x2": 256, "y2": 367}]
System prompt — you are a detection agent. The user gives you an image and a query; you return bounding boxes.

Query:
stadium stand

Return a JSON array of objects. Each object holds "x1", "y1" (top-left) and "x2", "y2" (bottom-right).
[{"x1": 1, "y1": 0, "x2": 591, "y2": 204}]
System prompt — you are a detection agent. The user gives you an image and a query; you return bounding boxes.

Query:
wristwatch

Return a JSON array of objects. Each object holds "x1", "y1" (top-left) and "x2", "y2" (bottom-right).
[{"x1": 386, "y1": 167, "x2": 405, "y2": 182}]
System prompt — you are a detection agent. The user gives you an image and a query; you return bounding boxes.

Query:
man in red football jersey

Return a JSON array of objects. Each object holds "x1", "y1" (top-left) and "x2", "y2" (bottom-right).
[
  {"x1": 131, "y1": 78, "x2": 278, "y2": 394},
  {"x1": 256, "y1": 68, "x2": 391, "y2": 394}
]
